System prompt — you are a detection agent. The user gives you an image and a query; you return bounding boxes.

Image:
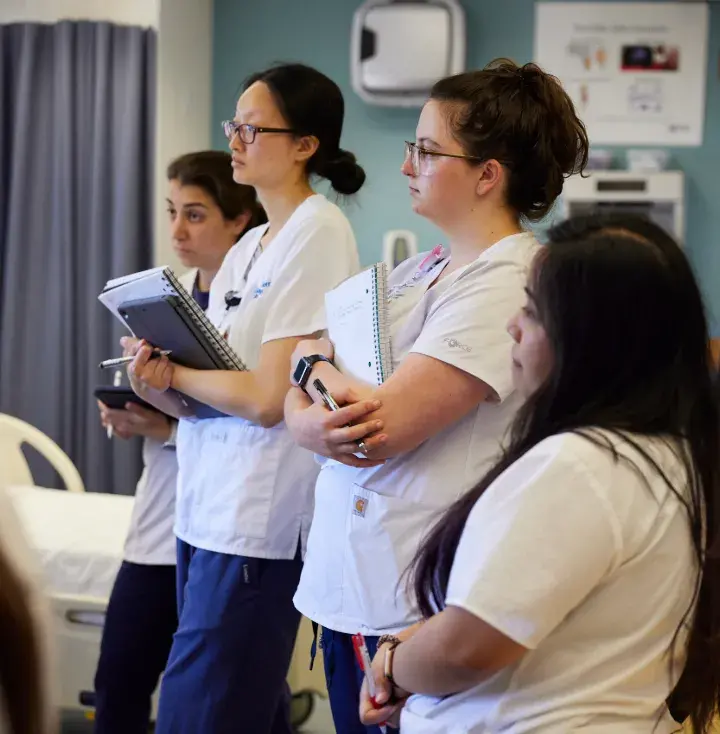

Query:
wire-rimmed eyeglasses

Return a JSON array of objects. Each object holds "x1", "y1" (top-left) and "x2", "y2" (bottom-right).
[
  {"x1": 404, "y1": 140, "x2": 484, "y2": 176},
  {"x1": 222, "y1": 120, "x2": 297, "y2": 145}
]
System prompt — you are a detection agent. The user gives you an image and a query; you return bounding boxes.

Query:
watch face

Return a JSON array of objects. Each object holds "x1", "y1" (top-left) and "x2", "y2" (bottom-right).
[{"x1": 294, "y1": 358, "x2": 309, "y2": 387}]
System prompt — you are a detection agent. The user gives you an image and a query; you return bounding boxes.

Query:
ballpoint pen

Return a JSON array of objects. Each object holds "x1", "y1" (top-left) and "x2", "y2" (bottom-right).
[
  {"x1": 98, "y1": 349, "x2": 171, "y2": 370},
  {"x1": 313, "y1": 378, "x2": 369, "y2": 455},
  {"x1": 352, "y1": 633, "x2": 388, "y2": 734},
  {"x1": 107, "y1": 370, "x2": 123, "y2": 439}
]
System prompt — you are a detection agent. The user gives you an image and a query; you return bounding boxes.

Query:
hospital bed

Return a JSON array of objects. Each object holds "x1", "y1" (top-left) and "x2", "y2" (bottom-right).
[{"x1": 6, "y1": 485, "x2": 326, "y2": 724}]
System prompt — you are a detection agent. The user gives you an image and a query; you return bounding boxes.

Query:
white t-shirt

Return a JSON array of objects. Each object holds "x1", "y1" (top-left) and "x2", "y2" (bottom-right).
[
  {"x1": 123, "y1": 269, "x2": 197, "y2": 566},
  {"x1": 401, "y1": 431, "x2": 696, "y2": 734},
  {"x1": 295, "y1": 232, "x2": 540, "y2": 634},
  {"x1": 175, "y1": 194, "x2": 360, "y2": 559}
]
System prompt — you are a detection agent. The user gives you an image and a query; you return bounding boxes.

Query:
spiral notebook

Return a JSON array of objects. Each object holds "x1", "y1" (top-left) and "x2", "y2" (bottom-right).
[
  {"x1": 99, "y1": 266, "x2": 246, "y2": 372},
  {"x1": 324, "y1": 263, "x2": 393, "y2": 385},
  {"x1": 99, "y1": 267, "x2": 246, "y2": 418}
]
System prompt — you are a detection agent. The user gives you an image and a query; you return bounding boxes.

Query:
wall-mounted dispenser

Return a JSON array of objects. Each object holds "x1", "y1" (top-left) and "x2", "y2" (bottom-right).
[
  {"x1": 383, "y1": 229, "x2": 419, "y2": 270},
  {"x1": 351, "y1": 0, "x2": 466, "y2": 107}
]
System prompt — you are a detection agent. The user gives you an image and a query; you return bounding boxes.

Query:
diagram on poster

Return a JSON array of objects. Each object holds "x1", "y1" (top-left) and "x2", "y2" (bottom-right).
[{"x1": 534, "y1": 3, "x2": 708, "y2": 145}]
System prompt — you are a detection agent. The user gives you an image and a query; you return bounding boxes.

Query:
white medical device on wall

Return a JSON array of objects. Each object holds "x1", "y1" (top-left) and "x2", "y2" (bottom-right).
[
  {"x1": 351, "y1": 0, "x2": 466, "y2": 107},
  {"x1": 383, "y1": 229, "x2": 419, "y2": 270},
  {"x1": 561, "y1": 171, "x2": 685, "y2": 243}
]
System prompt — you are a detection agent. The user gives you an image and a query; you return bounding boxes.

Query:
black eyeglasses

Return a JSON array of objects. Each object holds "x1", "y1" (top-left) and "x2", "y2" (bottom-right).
[
  {"x1": 404, "y1": 140, "x2": 484, "y2": 176},
  {"x1": 222, "y1": 120, "x2": 297, "y2": 145}
]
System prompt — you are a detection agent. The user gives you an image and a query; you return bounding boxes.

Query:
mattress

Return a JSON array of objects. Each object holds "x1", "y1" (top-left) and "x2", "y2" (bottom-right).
[{"x1": 6, "y1": 486, "x2": 134, "y2": 600}]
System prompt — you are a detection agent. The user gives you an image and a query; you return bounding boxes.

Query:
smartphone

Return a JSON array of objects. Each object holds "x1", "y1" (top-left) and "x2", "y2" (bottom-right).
[{"x1": 93, "y1": 386, "x2": 159, "y2": 413}]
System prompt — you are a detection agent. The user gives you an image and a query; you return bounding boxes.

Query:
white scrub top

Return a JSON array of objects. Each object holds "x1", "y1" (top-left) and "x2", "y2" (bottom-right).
[
  {"x1": 401, "y1": 432, "x2": 694, "y2": 734},
  {"x1": 123, "y1": 269, "x2": 197, "y2": 566},
  {"x1": 175, "y1": 194, "x2": 360, "y2": 560},
  {"x1": 294, "y1": 232, "x2": 540, "y2": 634}
]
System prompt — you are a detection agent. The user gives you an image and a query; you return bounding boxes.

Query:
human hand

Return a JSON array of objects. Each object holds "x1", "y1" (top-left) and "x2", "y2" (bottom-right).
[
  {"x1": 98, "y1": 400, "x2": 171, "y2": 442},
  {"x1": 127, "y1": 340, "x2": 173, "y2": 395},
  {"x1": 285, "y1": 386, "x2": 386, "y2": 467},
  {"x1": 120, "y1": 336, "x2": 141, "y2": 357},
  {"x1": 359, "y1": 641, "x2": 410, "y2": 727}
]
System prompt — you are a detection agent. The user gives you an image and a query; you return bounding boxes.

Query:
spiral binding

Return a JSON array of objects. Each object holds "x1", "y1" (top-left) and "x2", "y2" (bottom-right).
[
  {"x1": 163, "y1": 269, "x2": 248, "y2": 372},
  {"x1": 372, "y1": 263, "x2": 393, "y2": 384}
]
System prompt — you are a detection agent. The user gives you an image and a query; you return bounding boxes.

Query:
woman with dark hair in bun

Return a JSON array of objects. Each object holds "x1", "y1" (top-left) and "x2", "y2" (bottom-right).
[
  {"x1": 126, "y1": 63, "x2": 365, "y2": 734},
  {"x1": 285, "y1": 58, "x2": 589, "y2": 732}
]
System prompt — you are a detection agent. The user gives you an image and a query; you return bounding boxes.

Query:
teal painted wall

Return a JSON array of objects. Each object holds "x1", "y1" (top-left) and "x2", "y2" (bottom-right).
[{"x1": 213, "y1": 0, "x2": 720, "y2": 330}]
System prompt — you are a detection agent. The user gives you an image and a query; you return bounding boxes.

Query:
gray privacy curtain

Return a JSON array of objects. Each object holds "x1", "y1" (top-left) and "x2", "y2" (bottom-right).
[{"x1": 0, "y1": 21, "x2": 155, "y2": 494}]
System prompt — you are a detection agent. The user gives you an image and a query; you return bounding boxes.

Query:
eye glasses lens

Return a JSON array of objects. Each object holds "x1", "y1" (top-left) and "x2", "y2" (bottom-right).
[{"x1": 240, "y1": 125, "x2": 255, "y2": 144}]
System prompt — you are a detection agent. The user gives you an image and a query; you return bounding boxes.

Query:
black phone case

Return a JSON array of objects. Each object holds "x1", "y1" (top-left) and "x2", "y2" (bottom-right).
[{"x1": 93, "y1": 386, "x2": 159, "y2": 412}]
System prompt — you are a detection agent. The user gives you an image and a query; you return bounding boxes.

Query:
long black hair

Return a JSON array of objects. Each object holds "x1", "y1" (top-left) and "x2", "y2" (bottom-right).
[{"x1": 410, "y1": 214, "x2": 720, "y2": 733}]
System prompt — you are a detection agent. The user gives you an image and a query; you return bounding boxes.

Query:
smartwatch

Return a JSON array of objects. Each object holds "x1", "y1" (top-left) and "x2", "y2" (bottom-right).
[{"x1": 293, "y1": 355, "x2": 332, "y2": 392}]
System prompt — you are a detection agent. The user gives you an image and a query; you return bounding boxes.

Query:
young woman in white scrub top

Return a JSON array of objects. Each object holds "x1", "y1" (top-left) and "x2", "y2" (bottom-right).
[
  {"x1": 93, "y1": 151, "x2": 264, "y2": 734},
  {"x1": 358, "y1": 214, "x2": 720, "y2": 734},
  {"x1": 126, "y1": 63, "x2": 365, "y2": 734},
  {"x1": 284, "y1": 59, "x2": 589, "y2": 733}
]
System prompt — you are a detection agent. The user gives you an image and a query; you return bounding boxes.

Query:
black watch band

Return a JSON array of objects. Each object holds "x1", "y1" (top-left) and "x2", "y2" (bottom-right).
[{"x1": 293, "y1": 354, "x2": 332, "y2": 392}]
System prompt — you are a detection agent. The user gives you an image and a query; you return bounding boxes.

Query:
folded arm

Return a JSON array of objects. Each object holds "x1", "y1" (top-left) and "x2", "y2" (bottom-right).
[
  {"x1": 358, "y1": 612, "x2": 524, "y2": 727},
  {"x1": 388, "y1": 606, "x2": 527, "y2": 697},
  {"x1": 286, "y1": 339, "x2": 493, "y2": 461}
]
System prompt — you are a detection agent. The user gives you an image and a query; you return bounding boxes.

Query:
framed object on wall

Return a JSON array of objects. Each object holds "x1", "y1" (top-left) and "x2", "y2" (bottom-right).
[{"x1": 534, "y1": 2, "x2": 709, "y2": 146}]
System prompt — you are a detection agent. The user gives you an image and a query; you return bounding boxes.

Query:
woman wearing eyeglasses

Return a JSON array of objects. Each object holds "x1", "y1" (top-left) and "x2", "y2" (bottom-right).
[
  {"x1": 284, "y1": 59, "x2": 589, "y2": 733},
  {"x1": 126, "y1": 63, "x2": 365, "y2": 734}
]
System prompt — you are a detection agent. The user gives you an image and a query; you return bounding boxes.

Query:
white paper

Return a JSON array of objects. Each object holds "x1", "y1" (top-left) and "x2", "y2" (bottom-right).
[
  {"x1": 325, "y1": 267, "x2": 384, "y2": 386},
  {"x1": 98, "y1": 267, "x2": 179, "y2": 327},
  {"x1": 534, "y1": 2, "x2": 709, "y2": 146}
]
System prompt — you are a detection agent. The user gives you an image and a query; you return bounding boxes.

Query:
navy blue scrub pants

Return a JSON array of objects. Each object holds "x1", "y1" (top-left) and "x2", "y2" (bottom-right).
[
  {"x1": 93, "y1": 561, "x2": 178, "y2": 734},
  {"x1": 321, "y1": 628, "x2": 397, "y2": 734},
  {"x1": 155, "y1": 539, "x2": 303, "y2": 734}
]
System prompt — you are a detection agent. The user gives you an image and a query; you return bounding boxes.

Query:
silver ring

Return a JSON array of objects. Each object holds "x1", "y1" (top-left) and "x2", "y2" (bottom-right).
[{"x1": 357, "y1": 441, "x2": 368, "y2": 454}]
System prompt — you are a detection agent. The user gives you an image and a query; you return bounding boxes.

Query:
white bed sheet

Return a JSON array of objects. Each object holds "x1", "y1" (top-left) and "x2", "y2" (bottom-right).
[{"x1": 6, "y1": 486, "x2": 133, "y2": 600}]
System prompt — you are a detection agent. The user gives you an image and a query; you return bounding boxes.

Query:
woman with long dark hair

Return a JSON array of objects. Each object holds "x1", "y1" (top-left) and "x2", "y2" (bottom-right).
[{"x1": 359, "y1": 215, "x2": 720, "y2": 733}]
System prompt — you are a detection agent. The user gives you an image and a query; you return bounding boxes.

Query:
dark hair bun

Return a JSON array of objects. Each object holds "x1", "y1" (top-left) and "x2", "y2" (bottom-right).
[
  {"x1": 430, "y1": 58, "x2": 589, "y2": 222},
  {"x1": 320, "y1": 149, "x2": 366, "y2": 196},
  {"x1": 244, "y1": 64, "x2": 365, "y2": 197}
]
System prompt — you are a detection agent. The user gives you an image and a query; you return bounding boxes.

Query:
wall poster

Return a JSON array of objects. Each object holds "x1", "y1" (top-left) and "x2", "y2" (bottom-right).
[{"x1": 534, "y1": 2, "x2": 709, "y2": 145}]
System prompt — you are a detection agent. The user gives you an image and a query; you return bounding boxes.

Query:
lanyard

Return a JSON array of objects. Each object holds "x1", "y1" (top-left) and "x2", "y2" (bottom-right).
[
  {"x1": 216, "y1": 238, "x2": 265, "y2": 340},
  {"x1": 224, "y1": 239, "x2": 264, "y2": 311}
]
